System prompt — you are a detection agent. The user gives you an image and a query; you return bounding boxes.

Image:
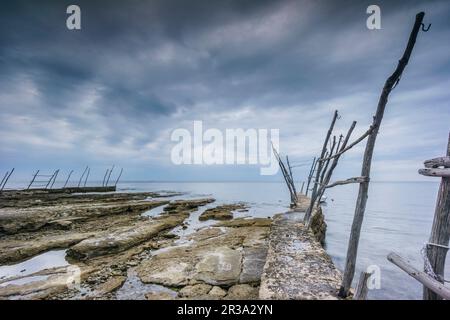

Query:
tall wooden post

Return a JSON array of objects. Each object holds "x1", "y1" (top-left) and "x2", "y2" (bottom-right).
[
  {"x1": 339, "y1": 12, "x2": 426, "y2": 297},
  {"x1": 420, "y1": 133, "x2": 450, "y2": 300}
]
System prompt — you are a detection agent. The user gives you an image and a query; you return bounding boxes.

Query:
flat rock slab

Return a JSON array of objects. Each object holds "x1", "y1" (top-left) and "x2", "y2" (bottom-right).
[
  {"x1": 67, "y1": 214, "x2": 187, "y2": 259},
  {"x1": 259, "y1": 212, "x2": 341, "y2": 300}
]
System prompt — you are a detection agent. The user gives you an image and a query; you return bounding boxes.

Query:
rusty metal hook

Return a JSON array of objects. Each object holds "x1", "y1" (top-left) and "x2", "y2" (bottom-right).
[{"x1": 421, "y1": 23, "x2": 431, "y2": 32}]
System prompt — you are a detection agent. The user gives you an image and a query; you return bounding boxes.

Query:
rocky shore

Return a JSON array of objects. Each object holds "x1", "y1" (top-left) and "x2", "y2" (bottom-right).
[{"x1": 0, "y1": 190, "x2": 273, "y2": 300}]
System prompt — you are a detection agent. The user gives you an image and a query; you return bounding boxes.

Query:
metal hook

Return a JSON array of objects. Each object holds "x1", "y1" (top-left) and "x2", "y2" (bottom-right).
[{"x1": 421, "y1": 23, "x2": 431, "y2": 32}]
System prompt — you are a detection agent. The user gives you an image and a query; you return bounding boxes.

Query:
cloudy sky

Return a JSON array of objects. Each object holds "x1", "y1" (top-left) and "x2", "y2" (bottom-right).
[{"x1": 1, "y1": 0, "x2": 449, "y2": 183}]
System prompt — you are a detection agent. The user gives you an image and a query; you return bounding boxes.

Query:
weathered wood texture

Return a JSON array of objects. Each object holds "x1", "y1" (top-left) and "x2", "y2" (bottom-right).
[
  {"x1": 419, "y1": 168, "x2": 450, "y2": 178},
  {"x1": 312, "y1": 121, "x2": 357, "y2": 211},
  {"x1": 325, "y1": 176, "x2": 368, "y2": 189},
  {"x1": 305, "y1": 157, "x2": 316, "y2": 197},
  {"x1": 424, "y1": 156, "x2": 450, "y2": 168},
  {"x1": 422, "y1": 133, "x2": 450, "y2": 300},
  {"x1": 353, "y1": 271, "x2": 371, "y2": 300},
  {"x1": 339, "y1": 12, "x2": 426, "y2": 297},
  {"x1": 388, "y1": 253, "x2": 450, "y2": 300}
]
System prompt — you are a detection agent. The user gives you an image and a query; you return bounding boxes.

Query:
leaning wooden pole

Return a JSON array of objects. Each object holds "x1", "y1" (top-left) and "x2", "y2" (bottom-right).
[
  {"x1": 63, "y1": 170, "x2": 74, "y2": 188},
  {"x1": 305, "y1": 157, "x2": 316, "y2": 197},
  {"x1": 339, "y1": 12, "x2": 426, "y2": 297},
  {"x1": 305, "y1": 110, "x2": 338, "y2": 222},
  {"x1": 420, "y1": 132, "x2": 450, "y2": 300},
  {"x1": 114, "y1": 168, "x2": 124, "y2": 187},
  {"x1": 0, "y1": 168, "x2": 14, "y2": 191},
  {"x1": 27, "y1": 170, "x2": 39, "y2": 190},
  {"x1": 388, "y1": 252, "x2": 450, "y2": 300},
  {"x1": 78, "y1": 166, "x2": 88, "y2": 188},
  {"x1": 286, "y1": 156, "x2": 297, "y2": 197}
]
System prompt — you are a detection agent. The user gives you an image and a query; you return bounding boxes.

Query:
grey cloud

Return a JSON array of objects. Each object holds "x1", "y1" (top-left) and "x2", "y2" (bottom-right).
[{"x1": 0, "y1": 0, "x2": 449, "y2": 181}]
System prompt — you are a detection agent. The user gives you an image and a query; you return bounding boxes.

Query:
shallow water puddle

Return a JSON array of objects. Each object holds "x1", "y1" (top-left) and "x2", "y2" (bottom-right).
[
  {"x1": 141, "y1": 203, "x2": 170, "y2": 218},
  {"x1": 0, "y1": 250, "x2": 69, "y2": 287},
  {"x1": 115, "y1": 268, "x2": 177, "y2": 300}
]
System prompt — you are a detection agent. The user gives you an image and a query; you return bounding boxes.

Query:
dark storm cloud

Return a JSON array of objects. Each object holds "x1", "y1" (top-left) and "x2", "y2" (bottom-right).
[{"x1": 0, "y1": 0, "x2": 450, "y2": 181}]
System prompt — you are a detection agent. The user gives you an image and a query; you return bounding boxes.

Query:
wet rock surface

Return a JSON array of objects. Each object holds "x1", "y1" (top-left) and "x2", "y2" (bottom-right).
[
  {"x1": 198, "y1": 204, "x2": 247, "y2": 221},
  {"x1": 259, "y1": 211, "x2": 341, "y2": 300},
  {"x1": 0, "y1": 190, "x2": 337, "y2": 300},
  {"x1": 0, "y1": 190, "x2": 268, "y2": 300}
]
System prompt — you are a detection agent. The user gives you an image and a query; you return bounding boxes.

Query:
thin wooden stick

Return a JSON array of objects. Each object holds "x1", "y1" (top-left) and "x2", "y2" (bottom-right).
[
  {"x1": 45, "y1": 170, "x2": 57, "y2": 189},
  {"x1": 83, "y1": 168, "x2": 90, "y2": 187},
  {"x1": 63, "y1": 170, "x2": 74, "y2": 188},
  {"x1": 0, "y1": 172, "x2": 8, "y2": 190},
  {"x1": 50, "y1": 169, "x2": 59, "y2": 189},
  {"x1": 78, "y1": 166, "x2": 88, "y2": 188},
  {"x1": 388, "y1": 252, "x2": 450, "y2": 300},
  {"x1": 325, "y1": 176, "x2": 369, "y2": 189},
  {"x1": 306, "y1": 157, "x2": 317, "y2": 197},
  {"x1": 319, "y1": 125, "x2": 375, "y2": 163},
  {"x1": 102, "y1": 169, "x2": 109, "y2": 187},
  {"x1": 339, "y1": 12, "x2": 426, "y2": 297},
  {"x1": 105, "y1": 165, "x2": 115, "y2": 187},
  {"x1": 114, "y1": 168, "x2": 124, "y2": 187},
  {"x1": 0, "y1": 168, "x2": 14, "y2": 191},
  {"x1": 320, "y1": 136, "x2": 337, "y2": 185},
  {"x1": 286, "y1": 155, "x2": 297, "y2": 196},
  {"x1": 272, "y1": 146, "x2": 297, "y2": 203},
  {"x1": 27, "y1": 170, "x2": 39, "y2": 190}
]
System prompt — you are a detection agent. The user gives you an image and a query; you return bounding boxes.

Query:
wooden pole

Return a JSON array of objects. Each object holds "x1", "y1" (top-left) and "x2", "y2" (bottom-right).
[
  {"x1": 0, "y1": 168, "x2": 14, "y2": 191},
  {"x1": 45, "y1": 170, "x2": 56, "y2": 189},
  {"x1": 50, "y1": 169, "x2": 59, "y2": 189},
  {"x1": 313, "y1": 122, "x2": 357, "y2": 209},
  {"x1": 273, "y1": 148, "x2": 296, "y2": 204},
  {"x1": 422, "y1": 133, "x2": 450, "y2": 300},
  {"x1": 339, "y1": 12, "x2": 426, "y2": 297},
  {"x1": 115, "y1": 168, "x2": 124, "y2": 187},
  {"x1": 83, "y1": 168, "x2": 90, "y2": 187},
  {"x1": 286, "y1": 156, "x2": 297, "y2": 197},
  {"x1": 0, "y1": 172, "x2": 8, "y2": 190},
  {"x1": 63, "y1": 170, "x2": 73, "y2": 188},
  {"x1": 300, "y1": 181, "x2": 305, "y2": 194},
  {"x1": 305, "y1": 157, "x2": 316, "y2": 197},
  {"x1": 388, "y1": 252, "x2": 450, "y2": 300},
  {"x1": 305, "y1": 110, "x2": 339, "y2": 222},
  {"x1": 353, "y1": 271, "x2": 371, "y2": 300},
  {"x1": 105, "y1": 165, "x2": 115, "y2": 187},
  {"x1": 102, "y1": 169, "x2": 109, "y2": 187},
  {"x1": 27, "y1": 170, "x2": 39, "y2": 190},
  {"x1": 320, "y1": 136, "x2": 336, "y2": 185},
  {"x1": 78, "y1": 166, "x2": 88, "y2": 188}
]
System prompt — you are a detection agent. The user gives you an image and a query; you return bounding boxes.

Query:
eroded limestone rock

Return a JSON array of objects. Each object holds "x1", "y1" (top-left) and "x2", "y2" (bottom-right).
[
  {"x1": 198, "y1": 204, "x2": 246, "y2": 221},
  {"x1": 67, "y1": 215, "x2": 187, "y2": 260}
]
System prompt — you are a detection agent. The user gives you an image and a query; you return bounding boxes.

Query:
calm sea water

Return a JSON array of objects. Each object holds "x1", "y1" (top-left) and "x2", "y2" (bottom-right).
[{"x1": 116, "y1": 181, "x2": 447, "y2": 300}]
